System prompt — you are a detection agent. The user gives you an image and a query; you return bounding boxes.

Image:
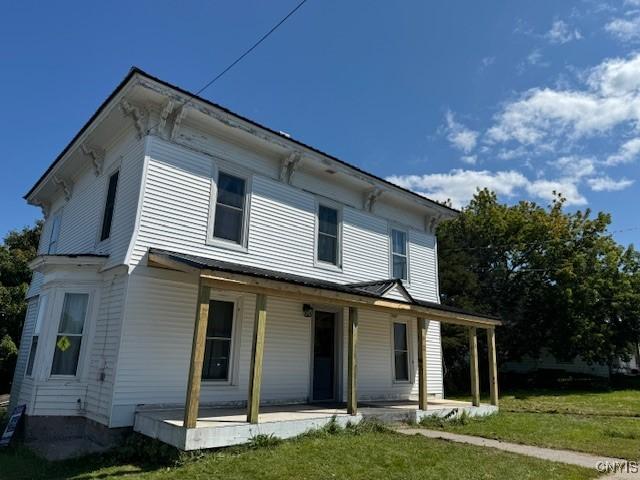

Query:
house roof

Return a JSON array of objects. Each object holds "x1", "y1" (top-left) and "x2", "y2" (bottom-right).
[
  {"x1": 346, "y1": 279, "x2": 414, "y2": 301},
  {"x1": 147, "y1": 248, "x2": 500, "y2": 323},
  {"x1": 24, "y1": 67, "x2": 458, "y2": 217}
]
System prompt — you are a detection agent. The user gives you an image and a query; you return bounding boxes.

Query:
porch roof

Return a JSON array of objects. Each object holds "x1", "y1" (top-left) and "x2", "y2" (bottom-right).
[{"x1": 147, "y1": 248, "x2": 501, "y2": 328}]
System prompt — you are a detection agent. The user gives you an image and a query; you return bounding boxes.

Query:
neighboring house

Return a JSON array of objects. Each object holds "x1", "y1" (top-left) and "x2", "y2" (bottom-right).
[
  {"x1": 502, "y1": 348, "x2": 640, "y2": 378},
  {"x1": 9, "y1": 68, "x2": 499, "y2": 451}
]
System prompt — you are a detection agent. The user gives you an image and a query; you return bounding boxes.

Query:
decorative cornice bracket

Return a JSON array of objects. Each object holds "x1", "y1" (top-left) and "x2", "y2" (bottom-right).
[
  {"x1": 156, "y1": 99, "x2": 176, "y2": 138},
  {"x1": 170, "y1": 105, "x2": 189, "y2": 141},
  {"x1": 119, "y1": 99, "x2": 148, "y2": 139},
  {"x1": 53, "y1": 175, "x2": 73, "y2": 201},
  {"x1": 363, "y1": 187, "x2": 384, "y2": 212},
  {"x1": 32, "y1": 199, "x2": 50, "y2": 219},
  {"x1": 80, "y1": 144, "x2": 106, "y2": 176},
  {"x1": 279, "y1": 151, "x2": 302, "y2": 184}
]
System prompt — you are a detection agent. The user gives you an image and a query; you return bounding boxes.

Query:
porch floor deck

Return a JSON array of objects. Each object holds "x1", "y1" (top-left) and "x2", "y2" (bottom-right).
[{"x1": 134, "y1": 400, "x2": 497, "y2": 450}]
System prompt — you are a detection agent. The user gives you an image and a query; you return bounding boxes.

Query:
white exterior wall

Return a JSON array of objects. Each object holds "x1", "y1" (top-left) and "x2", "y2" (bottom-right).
[
  {"x1": 9, "y1": 297, "x2": 39, "y2": 410},
  {"x1": 26, "y1": 129, "x2": 144, "y2": 299},
  {"x1": 111, "y1": 267, "x2": 443, "y2": 427},
  {"x1": 129, "y1": 136, "x2": 440, "y2": 304}
]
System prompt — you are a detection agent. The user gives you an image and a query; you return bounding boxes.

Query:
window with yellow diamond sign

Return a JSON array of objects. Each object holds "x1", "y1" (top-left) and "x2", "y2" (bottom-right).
[{"x1": 51, "y1": 293, "x2": 88, "y2": 376}]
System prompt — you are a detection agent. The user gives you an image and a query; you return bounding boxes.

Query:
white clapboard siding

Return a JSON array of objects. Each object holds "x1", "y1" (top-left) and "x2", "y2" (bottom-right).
[
  {"x1": 9, "y1": 297, "x2": 39, "y2": 410},
  {"x1": 31, "y1": 383, "x2": 89, "y2": 416},
  {"x1": 84, "y1": 271, "x2": 128, "y2": 425},
  {"x1": 129, "y1": 137, "x2": 440, "y2": 302},
  {"x1": 111, "y1": 267, "x2": 442, "y2": 427}
]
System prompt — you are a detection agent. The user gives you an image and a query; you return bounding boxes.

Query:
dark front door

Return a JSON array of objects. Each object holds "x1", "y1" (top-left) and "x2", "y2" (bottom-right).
[{"x1": 313, "y1": 311, "x2": 336, "y2": 401}]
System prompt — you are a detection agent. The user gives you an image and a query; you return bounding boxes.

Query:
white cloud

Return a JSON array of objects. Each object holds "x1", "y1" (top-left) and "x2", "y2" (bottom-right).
[
  {"x1": 386, "y1": 169, "x2": 589, "y2": 208},
  {"x1": 487, "y1": 54, "x2": 640, "y2": 146},
  {"x1": 444, "y1": 111, "x2": 479, "y2": 154},
  {"x1": 461, "y1": 155, "x2": 478, "y2": 165},
  {"x1": 549, "y1": 156, "x2": 596, "y2": 178},
  {"x1": 386, "y1": 170, "x2": 528, "y2": 208},
  {"x1": 545, "y1": 20, "x2": 582, "y2": 44},
  {"x1": 606, "y1": 137, "x2": 640, "y2": 164},
  {"x1": 605, "y1": 15, "x2": 640, "y2": 42},
  {"x1": 526, "y1": 179, "x2": 587, "y2": 205},
  {"x1": 587, "y1": 176, "x2": 634, "y2": 191}
]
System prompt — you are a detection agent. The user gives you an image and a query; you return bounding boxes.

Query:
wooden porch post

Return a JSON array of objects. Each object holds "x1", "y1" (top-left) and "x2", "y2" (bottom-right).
[
  {"x1": 247, "y1": 293, "x2": 268, "y2": 424},
  {"x1": 347, "y1": 307, "x2": 358, "y2": 415},
  {"x1": 487, "y1": 327, "x2": 499, "y2": 407},
  {"x1": 417, "y1": 317, "x2": 428, "y2": 411},
  {"x1": 183, "y1": 280, "x2": 211, "y2": 428},
  {"x1": 469, "y1": 327, "x2": 480, "y2": 407}
]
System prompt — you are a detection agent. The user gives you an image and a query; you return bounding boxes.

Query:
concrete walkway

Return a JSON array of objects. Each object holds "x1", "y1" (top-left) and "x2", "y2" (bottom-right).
[{"x1": 395, "y1": 427, "x2": 637, "y2": 478}]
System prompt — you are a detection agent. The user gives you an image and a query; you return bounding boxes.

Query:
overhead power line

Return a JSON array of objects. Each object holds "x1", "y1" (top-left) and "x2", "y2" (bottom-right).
[{"x1": 146, "y1": 0, "x2": 310, "y2": 134}]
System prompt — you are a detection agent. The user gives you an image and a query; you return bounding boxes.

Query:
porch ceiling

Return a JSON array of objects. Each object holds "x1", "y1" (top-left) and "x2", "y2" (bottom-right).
[{"x1": 146, "y1": 248, "x2": 501, "y2": 329}]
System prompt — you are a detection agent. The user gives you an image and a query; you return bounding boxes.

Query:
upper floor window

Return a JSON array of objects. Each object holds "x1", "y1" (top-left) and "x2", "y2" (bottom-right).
[
  {"x1": 51, "y1": 293, "x2": 88, "y2": 376},
  {"x1": 213, "y1": 172, "x2": 247, "y2": 245},
  {"x1": 47, "y1": 213, "x2": 61, "y2": 254},
  {"x1": 100, "y1": 170, "x2": 119, "y2": 241},
  {"x1": 202, "y1": 299, "x2": 235, "y2": 381},
  {"x1": 391, "y1": 228, "x2": 408, "y2": 281},
  {"x1": 393, "y1": 322, "x2": 410, "y2": 382},
  {"x1": 317, "y1": 204, "x2": 340, "y2": 266}
]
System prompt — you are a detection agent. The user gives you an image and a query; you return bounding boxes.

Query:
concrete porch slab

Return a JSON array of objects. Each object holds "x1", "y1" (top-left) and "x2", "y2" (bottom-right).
[{"x1": 134, "y1": 401, "x2": 497, "y2": 450}]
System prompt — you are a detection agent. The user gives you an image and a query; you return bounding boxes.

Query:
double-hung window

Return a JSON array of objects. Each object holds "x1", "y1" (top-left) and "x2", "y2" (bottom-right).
[
  {"x1": 100, "y1": 170, "x2": 119, "y2": 241},
  {"x1": 51, "y1": 293, "x2": 89, "y2": 376},
  {"x1": 393, "y1": 322, "x2": 410, "y2": 382},
  {"x1": 391, "y1": 228, "x2": 408, "y2": 281},
  {"x1": 317, "y1": 205, "x2": 339, "y2": 265},
  {"x1": 202, "y1": 300, "x2": 235, "y2": 381},
  {"x1": 213, "y1": 172, "x2": 247, "y2": 245},
  {"x1": 26, "y1": 294, "x2": 48, "y2": 377}
]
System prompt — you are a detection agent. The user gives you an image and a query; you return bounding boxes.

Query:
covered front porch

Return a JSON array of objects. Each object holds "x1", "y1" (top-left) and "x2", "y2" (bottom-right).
[
  {"x1": 135, "y1": 400, "x2": 497, "y2": 450},
  {"x1": 138, "y1": 249, "x2": 501, "y2": 450}
]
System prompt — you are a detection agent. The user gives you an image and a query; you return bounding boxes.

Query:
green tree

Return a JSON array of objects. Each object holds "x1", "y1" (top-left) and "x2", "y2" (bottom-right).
[
  {"x1": 0, "y1": 221, "x2": 41, "y2": 392},
  {"x1": 437, "y1": 190, "x2": 640, "y2": 385}
]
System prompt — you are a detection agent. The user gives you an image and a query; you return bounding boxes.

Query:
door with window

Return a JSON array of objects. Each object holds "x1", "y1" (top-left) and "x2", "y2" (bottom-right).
[{"x1": 312, "y1": 311, "x2": 338, "y2": 402}]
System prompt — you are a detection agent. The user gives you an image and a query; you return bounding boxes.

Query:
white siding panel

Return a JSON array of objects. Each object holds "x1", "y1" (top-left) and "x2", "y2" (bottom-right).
[
  {"x1": 9, "y1": 297, "x2": 39, "y2": 410},
  {"x1": 131, "y1": 138, "x2": 440, "y2": 302},
  {"x1": 84, "y1": 272, "x2": 128, "y2": 425}
]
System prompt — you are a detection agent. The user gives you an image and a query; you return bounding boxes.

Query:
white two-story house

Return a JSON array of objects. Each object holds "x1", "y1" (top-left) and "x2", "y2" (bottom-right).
[{"x1": 10, "y1": 68, "x2": 500, "y2": 452}]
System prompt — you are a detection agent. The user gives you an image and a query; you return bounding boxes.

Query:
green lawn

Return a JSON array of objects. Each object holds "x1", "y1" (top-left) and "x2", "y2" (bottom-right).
[
  {"x1": 0, "y1": 427, "x2": 596, "y2": 480},
  {"x1": 422, "y1": 411, "x2": 640, "y2": 460},
  {"x1": 435, "y1": 388, "x2": 640, "y2": 460},
  {"x1": 499, "y1": 388, "x2": 640, "y2": 417}
]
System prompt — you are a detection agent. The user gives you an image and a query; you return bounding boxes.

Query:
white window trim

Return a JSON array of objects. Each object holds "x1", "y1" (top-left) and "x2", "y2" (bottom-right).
[
  {"x1": 390, "y1": 319, "x2": 413, "y2": 385},
  {"x1": 47, "y1": 211, "x2": 62, "y2": 254},
  {"x1": 206, "y1": 163, "x2": 253, "y2": 253},
  {"x1": 96, "y1": 164, "x2": 121, "y2": 246},
  {"x1": 389, "y1": 225, "x2": 410, "y2": 285},
  {"x1": 201, "y1": 292, "x2": 243, "y2": 387},
  {"x1": 313, "y1": 199, "x2": 343, "y2": 271},
  {"x1": 44, "y1": 286, "x2": 98, "y2": 381}
]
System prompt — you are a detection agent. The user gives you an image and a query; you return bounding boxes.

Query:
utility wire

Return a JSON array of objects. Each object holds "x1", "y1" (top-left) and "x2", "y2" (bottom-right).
[{"x1": 146, "y1": 0, "x2": 310, "y2": 134}]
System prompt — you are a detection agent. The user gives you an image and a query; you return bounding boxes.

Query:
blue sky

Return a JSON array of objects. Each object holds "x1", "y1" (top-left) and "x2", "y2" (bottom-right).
[{"x1": 2, "y1": 1, "x2": 640, "y2": 246}]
